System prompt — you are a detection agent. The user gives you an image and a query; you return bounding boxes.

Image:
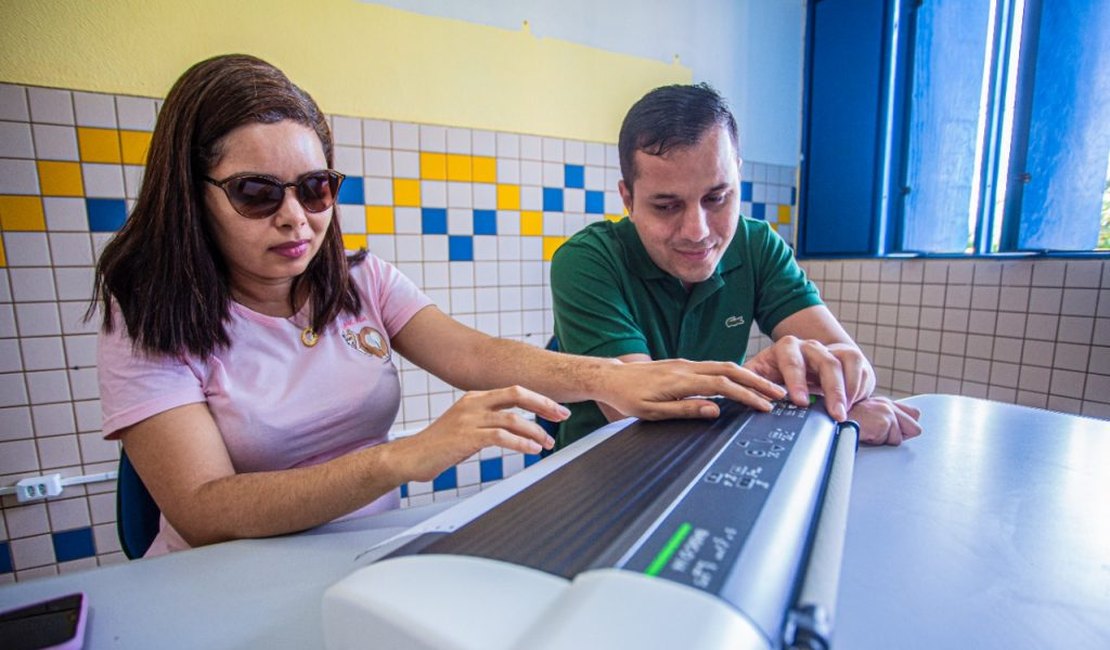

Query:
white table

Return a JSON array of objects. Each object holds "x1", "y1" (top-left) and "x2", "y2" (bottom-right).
[{"x1": 1, "y1": 395, "x2": 1107, "y2": 649}]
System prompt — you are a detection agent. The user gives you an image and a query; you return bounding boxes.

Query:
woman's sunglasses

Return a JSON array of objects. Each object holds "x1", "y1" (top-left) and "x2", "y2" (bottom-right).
[{"x1": 204, "y1": 169, "x2": 345, "y2": 219}]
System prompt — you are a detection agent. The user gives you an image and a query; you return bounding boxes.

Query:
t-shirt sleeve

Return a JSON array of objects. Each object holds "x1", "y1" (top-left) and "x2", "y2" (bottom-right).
[
  {"x1": 98, "y1": 314, "x2": 207, "y2": 439},
  {"x1": 748, "y1": 220, "x2": 823, "y2": 335},
  {"x1": 551, "y1": 236, "x2": 650, "y2": 358},
  {"x1": 358, "y1": 254, "x2": 434, "y2": 337}
]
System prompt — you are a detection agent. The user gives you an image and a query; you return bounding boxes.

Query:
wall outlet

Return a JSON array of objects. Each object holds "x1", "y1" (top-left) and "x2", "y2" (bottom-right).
[{"x1": 15, "y1": 473, "x2": 64, "y2": 502}]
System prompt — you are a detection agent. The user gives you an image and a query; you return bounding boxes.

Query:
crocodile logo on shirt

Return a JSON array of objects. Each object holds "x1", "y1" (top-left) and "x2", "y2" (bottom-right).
[
  {"x1": 343, "y1": 326, "x2": 390, "y2": 360},
  {"x1": 725, "y1": 315, "x2": 746, "y2": 328}
]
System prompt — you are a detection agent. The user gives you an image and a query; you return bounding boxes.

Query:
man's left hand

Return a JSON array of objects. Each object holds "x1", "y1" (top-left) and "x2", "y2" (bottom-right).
[{"x1": 849, "y1": 396, "x2": 922, "y2": 446}]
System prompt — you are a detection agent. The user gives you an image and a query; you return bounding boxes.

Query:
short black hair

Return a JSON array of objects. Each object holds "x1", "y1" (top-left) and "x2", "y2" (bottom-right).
[{"x1": 618, "y1": 83, "x2": 740, "y2": 189}]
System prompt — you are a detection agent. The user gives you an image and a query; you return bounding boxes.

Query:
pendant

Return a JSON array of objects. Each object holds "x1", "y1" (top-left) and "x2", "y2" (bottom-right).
[{"x1": 300, "y1": 326, "x2": 319, "y2": 347}]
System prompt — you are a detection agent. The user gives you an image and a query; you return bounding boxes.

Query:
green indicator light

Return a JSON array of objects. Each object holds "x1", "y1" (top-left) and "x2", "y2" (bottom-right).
[
  {"x1": 808, "y1": 394, "x2": 817, "y2": 405},
  {"x1": 645, "y1": 522, "x2": 693, "y2": 576}
]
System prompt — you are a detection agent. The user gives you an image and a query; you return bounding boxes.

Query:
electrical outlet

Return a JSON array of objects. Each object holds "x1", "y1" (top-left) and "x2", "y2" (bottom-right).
[{"x1": 15, "y1": 474, "x2": 64, "y2": 503}]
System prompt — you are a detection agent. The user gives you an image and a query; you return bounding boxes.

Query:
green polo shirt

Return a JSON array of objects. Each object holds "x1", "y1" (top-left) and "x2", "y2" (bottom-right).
[{"x1": 550, "y1": 216, "x2": 822, "y2": 447}]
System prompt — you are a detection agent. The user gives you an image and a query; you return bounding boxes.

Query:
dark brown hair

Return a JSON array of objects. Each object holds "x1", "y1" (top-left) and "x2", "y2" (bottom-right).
[
  {"x1": 618, "y1": 83, "x2": 740, "y2": 194},
  {"x1": 90, "y1": 54, "x2": 365, "y2": 358}
]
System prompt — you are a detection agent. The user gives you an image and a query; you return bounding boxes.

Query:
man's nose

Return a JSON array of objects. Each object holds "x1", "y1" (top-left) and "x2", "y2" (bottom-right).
[{"x1": 678, "y1": 205, "x2": 710, "y2": 241}]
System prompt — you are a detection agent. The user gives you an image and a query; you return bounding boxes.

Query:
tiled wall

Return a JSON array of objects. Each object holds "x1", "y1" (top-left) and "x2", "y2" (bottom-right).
[{"x1": 0, "y1": 81, "x2": 800, "y2": 581}]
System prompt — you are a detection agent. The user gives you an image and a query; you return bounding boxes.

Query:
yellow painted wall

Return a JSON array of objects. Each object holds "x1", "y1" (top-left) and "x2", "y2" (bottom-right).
[{"x1": 0, "y1": 0, "x2": 691, "y2": 142}]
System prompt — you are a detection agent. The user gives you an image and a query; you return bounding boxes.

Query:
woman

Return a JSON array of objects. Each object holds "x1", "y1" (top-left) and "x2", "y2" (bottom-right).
[{"x1": 92, "y1": 54, "x2": 784, "y2": 555}]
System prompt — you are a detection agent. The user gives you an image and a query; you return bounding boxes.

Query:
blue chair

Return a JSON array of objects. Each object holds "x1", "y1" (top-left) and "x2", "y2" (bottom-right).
[{"x1": 116, "y1": 449, "x2": 161, "y2": 559}]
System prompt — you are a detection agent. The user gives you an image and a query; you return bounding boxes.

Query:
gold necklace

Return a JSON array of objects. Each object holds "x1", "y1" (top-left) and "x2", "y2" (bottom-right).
[{"x1": 300, "y1": 326, "x2": 319, "y2": 347}]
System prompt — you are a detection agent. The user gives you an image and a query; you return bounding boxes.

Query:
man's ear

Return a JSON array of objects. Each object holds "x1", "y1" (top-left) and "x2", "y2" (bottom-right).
[{"x1": 618, "y1": 179, "x2": 634, "y2": 217}]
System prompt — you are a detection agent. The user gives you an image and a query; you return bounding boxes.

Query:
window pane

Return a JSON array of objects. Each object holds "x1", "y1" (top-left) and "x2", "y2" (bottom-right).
[{"x1": 901, "y1": 0, "x2": 995, "y2": 253}]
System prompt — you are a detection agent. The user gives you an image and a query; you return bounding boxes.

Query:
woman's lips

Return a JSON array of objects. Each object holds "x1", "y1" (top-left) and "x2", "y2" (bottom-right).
[{"x1": 271, "y1": 240, "x2": 310, "y2": 258}]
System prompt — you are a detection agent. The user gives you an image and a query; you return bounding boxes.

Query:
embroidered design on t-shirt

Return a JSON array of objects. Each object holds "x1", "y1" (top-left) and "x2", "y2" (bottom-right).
[
  {"x1": 725, "y1": 315, "x2": 746, "y2": 328},
  {"x1": 343, "y1": 326, "x2": 390, "y2": 360}
]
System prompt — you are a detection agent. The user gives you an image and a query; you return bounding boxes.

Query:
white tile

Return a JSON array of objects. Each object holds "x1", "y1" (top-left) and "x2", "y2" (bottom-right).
[
  {"x1": 446, "y1": 127, "x2": 471, "y2": 154},
  {"x1": 1021, "y1": 339, "x2": 1055, "y2": 367},
  {"x1": 21, "y1": 335, "x2": 65, "y2": 370},
  {"x1": 1053, "y1": 342, "x2": 1089, "y2": 372},
  {"x1": 0, "y1": 273, "x2": 10, "y2": 302},
  {"x1": 496, "y1": 132, "x2": 520, "y2": 158},
  {"x1": 25, "y1": 369, "x2": 71, "y2": 404},
  {"x1": 0, "y1": 405, "x2": 33, "y2": 441},
  {"x1": 0, "y1": 83, "x2": 30, "y2": 121},
  {"x1": 423, "y1": 235, "x2": 448, "y2": 262},
  {"x1": 1056, "y1": 316, "x2": 1093, "y2": 344},
  {"x1": 473, "y1": 183, "x2": 496, "y2": 210},
  {"x1": 48, "y1": 233, "x2": 94, "y2": 267},
  {"x1": 1024, "y1": 314, "x2": 1058, "y2": 341},
  {"x1": 1096, "y1": 318, "x2": 1110, "y2": 347},
  {"x1": 0, "y1": 373, "x2": 29, "y2": 408},
  {"x1": 391, "y1": 150, "x2": 418, "y2": 178},
  {"x1": 331, "y1": 116, "x2": 362, "y2": 146},
  {"x1": 423, "y1": 262, "x2": 449, "y2": 289},
  {"x1": 392, "y1": 122, "x2": 420, "y2": 151},
  {"x1": 332, "y1": 145, "x2": 362, "y2": 176},
  {"x1": 42, "y1": 197, "x2": 88, "y2": 231},
  {"x1": 1000, "y1": 261, "x2": 1032, "y2": 286},
  {"x1": 564, "y1": 189, "x2": 585, "y2": 213},
  {"x1": 1016, "y1": 390, "x2": 1048, "y2": 408},
  {"x1": 604, "y1": 144, "x2": 620, "y2": 168},
  {"x1": 32, "y1": 402, "x2": 75, "y2": 435},
  {"x1": 1060, "y1": 288, "x2": 1098, "y2": 317},
  {"x1": 447, "y1": 182, "x2": 471, "y2": 208},
  {"x1": 1031, "y1": 260, "x2": 1066, "y2": 287},
  {"x1": 122, "y1": 164, "x2": 143, "y2": 199},
  {"x1": 394, "y1": 236, "x2": 422, "y2": 263},
  {"x1": 338, "y1": 206, "x2": 365, "y2": 234},
  {"x1": 73, "y1": 398, "x2": 100, "y2": 433},
  {"x1": 0, "y1": 338, "x2": 21, "y2": 372},
  {"x1": 419, "y1": 124, "x2": 446, "y2": 152},
  {"x1": 520, "y1": 186, "x2": 542, "y2": 211},
  {"x1": 995, "y1": 311, "x2": 1026, "y2": 338},
  {"x1": 364, "y1": 148, "x2": 392, "y2": 177},
  {"x1": 64, "y1": 334, "x2": 97, "y2": 367},
  {"x1": 115, "y1": 96, "x2": 157, "y2": 131},
  {"x1": 363, "y1": 177, "x2": 392, "y2": 206},
  {"x1": 82, "y1": 163, "x2": 125, "y2": 197},
  {"x1": 420, "y1": 180, "x2": 446, "y2": 208},
  {"x1": 1084, "y1": 374, "x2": 1110, "y2": 403},
  {"x1": 947, "y1": 262, "x2": 974, "y2": 285},
  {"x1": 542, "y1": 137, "x2": 564, "y2": 162},
  {"x1": 366, "y1": 235, "x2": 395, "y2": 262},
  {"x1": 542, "y1": 161, "x2": 562, "y2": 186},
  {"x1": 0, "y1": 158, "x2": 40, "y2": 194},
  {"x1": 363, "y1": 119, "x2": 391, "y2": 148},
  {"x1": 450, "y1": 287, "x2": 475, "y2": 313},
  {"x1": 16, "y1": 302, "x2": 62, "y2": 336},
  {"x1": 78, "y1": 431, "x2": 117, "y2": 463},
  {"x1": 496, "y1": 158, "x2": 520, "y2": 184},
  {"x1": 38, "y1": 434, "x2": 81, "y2": 470},
  {"x1": 0, "y1": 120, "x2": 34, "y2": 157},
  {"x1": 1049, "y1": 369, "x2": 1085, "y2": 398},
  {"x1": 1100, "y1": 290, "x2": 1110, "y2": 318},
  {"x1": 446, "y1": 208, "x2": 471, "y2": 235},
  {"x1": 472, "y1": 130, "x2": 496, "y2": 157},
  {"x1": 1028, "y1": 287, "x2": 1062, "y2": 314},
  {"x1": 585, "y1": 142, "x2": 606, "y2": 166},
  {"x1": 59, "y1": 301, "x2": 98, "y2": 335},
  {"x1": 564, "y1": 140, "x2": 585, "y2": 165},
  {"x1": 3, "y1": 232, "x2": 51, "y2": 266},
  {"x1": 28, "y1": 87, "x2": 74, "y2": 125},
  {"x1": 584, "y1": 165, "x2": 606, "y2": 191},
  {"x1": 520, "y1": 135, "x2": 542, "y2": 161},
  {"x1": 520, "y1": 160, "x2": 542, "y2": 186},
  {"x1": 73, "y1": 92, "x2": 117, "y2": 128},
  {"x1": 6, "y1": 502, "x2": 50, "y2": 537},
  {"x1": 1065, "y1": 261, "x2": 1101, "y2": 288},
  {"x1": 998, "y1": 286, "x2": 1029, "y2": 312},
  {"x1": 973, "y1": 262, "x2": 1001, "y2": 285}
]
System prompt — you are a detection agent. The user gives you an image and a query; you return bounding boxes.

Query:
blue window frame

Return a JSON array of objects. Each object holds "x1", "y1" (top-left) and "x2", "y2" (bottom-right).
[{"x1": 800, "y1": 0, "x2": 1110, "y2": 257}]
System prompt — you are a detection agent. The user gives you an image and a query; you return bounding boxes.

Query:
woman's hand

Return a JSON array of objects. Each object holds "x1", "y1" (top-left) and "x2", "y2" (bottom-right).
[
  {"x1": 385, "y1": 386, "x2": 564, "y2": 483},
  {"x1": 595, "y1": 358, "x2": 789, "y2": 422}
]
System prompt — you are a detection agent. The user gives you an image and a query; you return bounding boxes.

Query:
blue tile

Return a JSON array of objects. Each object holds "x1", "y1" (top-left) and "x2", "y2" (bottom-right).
[
  {"x1": 0, "y1": 541, "x2": 11, "y2": 574},
  {"x1": 86, "y1": 198, "x2": 126, "y2": 232},
  {"x1": 480, "y1": 457, "x2": 503, "y2": 482},
  {"x1": 751, "y1": 202, "x2": 766, "y2": 220},
  {"x1": 741, "y1": 180, "x2": 753, "y2": 202},
  {"x1": 585, "y1": 190, "x2": 605, "y2": 214},
  {"x1": 421, "y1": 207, "x2": 447, "y2": 234},
  {"x1": 337, "y1": 175, "x2": 364, "y2": 204},
  {"x1": 400, "y1": 483, "x2": 408, "y2": 499},
  {"x1": 543, "y1": 187, "x2": 564, "y2": 212},
  {"x1": 52, "y1": 527, "x2": 96, "y2": 562},
  {"x1": 448, "y1": 235, "x2": 473, "y2": 261},
  {"x1": 433, "y1": 466, "x2": 457, "y2": 492},
  {"x1": 524, "y1": 453, "x2": 542, "y2": 467},
  {"x1": 564, "y1": 164, "x2": 585, "y2": 189},
  {"x1": 473, "y1": 209, "x2": 497, "y2": 235}
]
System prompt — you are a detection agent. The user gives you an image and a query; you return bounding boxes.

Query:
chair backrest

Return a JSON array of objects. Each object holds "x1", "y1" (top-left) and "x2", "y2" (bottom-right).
[{"x1": 116, "y1": 449, "x2": 161, "y2": 559}]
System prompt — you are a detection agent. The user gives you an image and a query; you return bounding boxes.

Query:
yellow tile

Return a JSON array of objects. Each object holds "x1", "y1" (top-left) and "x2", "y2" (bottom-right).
[
  {"x1": 604, "y1": 214, "x2": 624, "y2": 222},
  {"x1": 0, "y1": 195, "x2": 46, "y2": 231},
  {"x1": 420, "y1": 153, "x2": 447, "y2": 180},
  {"x1": 777, "y1": 204, "x2": 792, "y2": 224},
  {"x1": 520, "y1": 210, "x2": 543, "y2": 236},
  {"x1": 393, "y1": 179, "x2": 421, "y2": 207},
  {"x1": 472, "y1": 156, "x2": 496, "y2": 183},
  {"x1": 365, "y1": 206, "x2": 394, "y2": 234},
  {"x1": 37, "y1": 161, "x2": 84, "y2": 197},
  {"x1": 120, "y1": 130, "x2": 153, "y2": 165},
  {"x1": 543, "y1": 236, "x2": 568, "y2": 261},
  {"x1": 446, "y1": 154, "x2": 472, "y2": 182},
  {"x1": 77, "y1": 127, "x2": 122, "y2": 163},
  {"x1": 342, "y1": 233, "x2": 368, "y2": 251},
  {"x1": 0, "y1": 234, "x2": 6, "y2": 266},
  {"x1": 497, "y1": 184, "x2": 521, "y2": 210}
]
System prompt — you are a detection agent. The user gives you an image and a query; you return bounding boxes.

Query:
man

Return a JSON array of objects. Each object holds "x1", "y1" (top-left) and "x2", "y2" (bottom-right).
[{"x1": 551, "y1": 83, "x2": 921, "y2": 448}]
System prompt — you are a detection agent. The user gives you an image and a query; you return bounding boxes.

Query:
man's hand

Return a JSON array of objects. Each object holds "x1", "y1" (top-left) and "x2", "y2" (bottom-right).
[
  {"x1": 848, "y1": 397, "x2": 922, "y2": 446},
  {"x1": 598, "y1": 359, "x2": 788, "y2": 421},
  {"x1": 742, "y1": 336, "x2": 876, "y2": 421}
]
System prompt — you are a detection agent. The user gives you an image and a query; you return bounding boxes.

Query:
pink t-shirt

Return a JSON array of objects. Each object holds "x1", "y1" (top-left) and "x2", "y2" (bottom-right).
[{"x1": 98, "y1": 255, "x2": 433, "y2": 555}]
